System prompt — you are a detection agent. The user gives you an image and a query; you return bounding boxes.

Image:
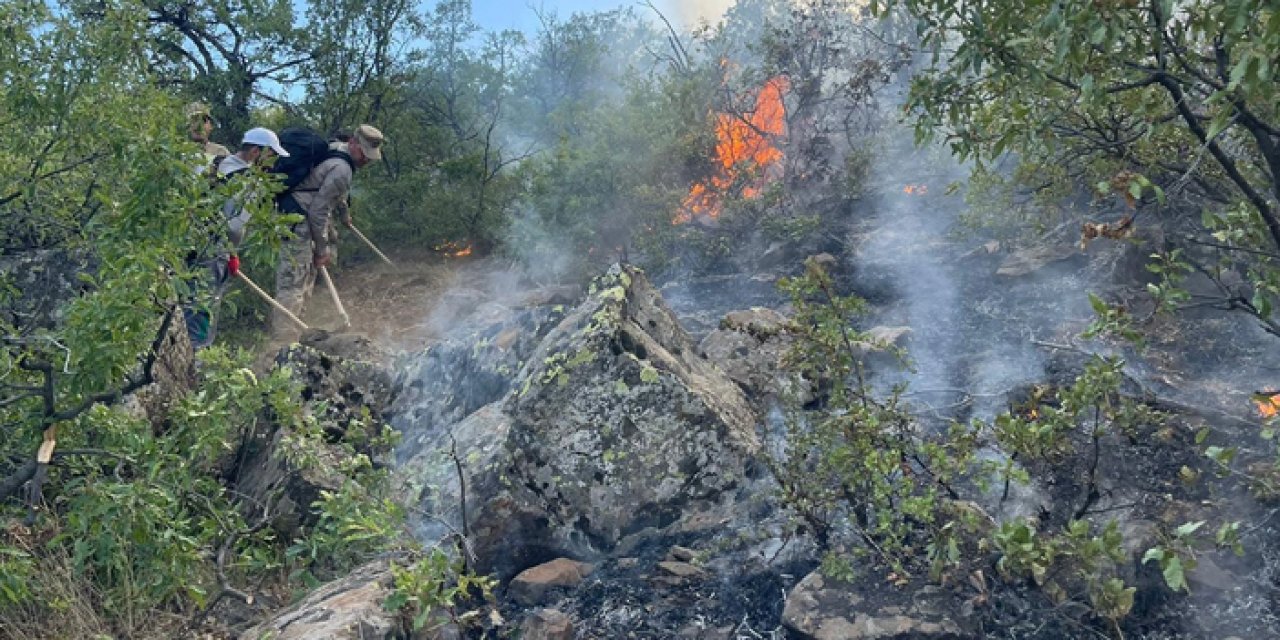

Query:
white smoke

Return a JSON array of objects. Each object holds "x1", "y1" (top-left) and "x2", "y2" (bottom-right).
[{"x1": 654, "y1": 0, "x2": 736, "y2": 27}]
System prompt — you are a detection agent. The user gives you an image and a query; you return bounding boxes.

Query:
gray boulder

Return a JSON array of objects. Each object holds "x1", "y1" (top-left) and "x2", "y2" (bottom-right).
[
  {"x1": 240, "y1": 560, "x2": 399, "y2": 640},
  {"x1": 698, "y1": 307, "x2": 799, "y2": 402},
  {"x1": 391, "y1": 304, "x2": 568, "y2": 464},
  {"x1": 501, "y1": 265, "x2": 759, "y2": 555},
  {"x1": 783, "y1": 571, "x2": 965, "y2": 639},
  {"x1": 398, "y1": 265, "x2": 761, "y2": 578}
]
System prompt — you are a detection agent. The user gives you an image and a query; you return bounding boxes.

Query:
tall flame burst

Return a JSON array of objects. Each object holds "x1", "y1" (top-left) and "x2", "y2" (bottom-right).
[{"x1": 676, "y1": 76, "x2": 789, "y2": 224}]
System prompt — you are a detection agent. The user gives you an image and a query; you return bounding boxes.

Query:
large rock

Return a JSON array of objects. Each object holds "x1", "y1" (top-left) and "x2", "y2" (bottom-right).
[
  {"x1": 236, "y1": 345, "x2": 396, "y2": 536},
  {"x1": 391, "y1": 304, "x2": 568, "y2": 464},
  {"x1": 698, "y1": 307, "x2": 800, "y2": 402},
  {"x1": 398, "y1": 265, "x2": 760, "y2": 579},
  {"x1": 782, "y1": 571, "x2": 964, "y2": 639},
  {"x1": 508, "y1": 558, "x2": 595, "y2": 606},
  {"x1": 0, "y1": 249, "x2": 95, "y2": 329},
  {"x1": 502, "y1": 265, "x2": 759, "y2": 553},
  {"x1": 279, "y1": 342, "x2": 396, "y2": 445},
  {"x1": 240, "y1": 560, "x2": 399, "y2": 640}
]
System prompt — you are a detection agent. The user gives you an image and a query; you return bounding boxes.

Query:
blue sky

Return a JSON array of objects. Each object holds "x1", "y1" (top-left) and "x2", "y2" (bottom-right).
[
  {"x1": 471, "y1": 1, "x2": 629, "y2": 33},
  {"x1": 468, "y1": 0, "x2": 733, "y2": 34}
]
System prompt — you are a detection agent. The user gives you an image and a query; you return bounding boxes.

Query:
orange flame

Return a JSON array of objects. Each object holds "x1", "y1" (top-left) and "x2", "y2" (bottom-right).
[
  {"x1": 1256, "y1": 391, "x2": 1280, "y2": 418},
  {"x1": 904, "y1": 184, "x2": 928, "y2": 195},
  {"x1": 433, "y1": 241, "x2": 472, "y2": 258},
  {"x1": 676, "y1": 76, "x2": 789, "y2": 224}
]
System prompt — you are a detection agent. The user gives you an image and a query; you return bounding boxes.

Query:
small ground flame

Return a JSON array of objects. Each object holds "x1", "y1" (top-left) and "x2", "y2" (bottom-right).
[
  {"x1": 676, "y1": 76, "x2": 789, "y2": 224},
  {"x1": 1255, "y1": 391, "x2": 1280, "y2": 418},
  {"x1": 903, "y1": 184, "x2": 928, "y2": 195},
  {"x1": 433, "y1": 241, "x2": 472, "y2": 258}
]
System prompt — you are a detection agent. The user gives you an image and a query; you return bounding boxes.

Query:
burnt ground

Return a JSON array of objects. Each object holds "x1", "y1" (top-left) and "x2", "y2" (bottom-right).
[
  {"x1": 498, "y1": 531, "x2": 813, "y2": 639},
  {"x1": 838, "y1": 141, "x2": 1280, "y2": 638}
]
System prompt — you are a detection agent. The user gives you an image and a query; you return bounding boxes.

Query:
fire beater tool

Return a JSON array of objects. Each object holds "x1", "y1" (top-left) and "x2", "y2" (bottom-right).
[
  {"x1": 234, "y1": 271, "x2": 310, "y2": 332},
  {"x1": 348, "y1": 224, "x2": 394, "y2": 266},
  {"x1": 319, "y1": 266, "x2": 351, "y2": 328}
]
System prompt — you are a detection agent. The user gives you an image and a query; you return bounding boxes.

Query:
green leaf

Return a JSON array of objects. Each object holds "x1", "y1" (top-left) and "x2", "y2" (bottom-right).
[
  {"x1": 1174, "y1": 520, "x2": 1205, "y2": 538},
  {"x1": 1142, "y1": 547, "x2": 1164, "y2": 565},
  {"x1": 1228, "y1": 55, "x2": 1250, "y2": 89},
  {"x1": 1163, "y1": 556, "x2": 1188, "y2": 592},
  {"x1": 1089, "y1": 293, "x2": 1107, "y2": 315},
  {"x1": 1089, "y1": 25, "x2": 1106, "y2": 45},
  {"x1": 1205, "y1": 112, "x2": 1231, "y2": 141},
  {"x1": 1195, "y1": 428, "x2": 1210, "y2": 445}
]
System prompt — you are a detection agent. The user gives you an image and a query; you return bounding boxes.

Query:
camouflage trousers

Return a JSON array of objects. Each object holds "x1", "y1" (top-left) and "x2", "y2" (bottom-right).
[
  {"x1": 270, "y1": 222, "x2": 337, "y2": 343},
  {"x1": 183, "y1": 256, "x2": 230, "y2": 349}
]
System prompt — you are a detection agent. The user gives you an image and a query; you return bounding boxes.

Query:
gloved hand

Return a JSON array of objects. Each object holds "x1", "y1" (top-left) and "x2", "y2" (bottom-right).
[{"x1": 227, "y1": 254, "x2": 241, "y2": 277}]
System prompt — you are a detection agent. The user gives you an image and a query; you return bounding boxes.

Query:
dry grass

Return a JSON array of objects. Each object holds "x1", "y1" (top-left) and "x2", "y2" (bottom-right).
[{"x1": 0, "y1": 524, "x2": 215, "y2": 640}]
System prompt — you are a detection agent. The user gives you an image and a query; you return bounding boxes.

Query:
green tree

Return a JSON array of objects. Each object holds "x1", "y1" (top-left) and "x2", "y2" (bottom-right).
[
  {"x1": 303, "y1": 0, "x2": 424, "y2": 134},
  {"x1": 76, "y1": 0, "x2": 312, "y2": 136},
  {"x1": 878, "y1": 0, "x2": 1280, "y2": 335},
  {"x1": 0, "y1": 2, "x2": 303, "y2": 632},
  {"x1": 350, "y1": 0, "x2": 529, "y2": 251}
]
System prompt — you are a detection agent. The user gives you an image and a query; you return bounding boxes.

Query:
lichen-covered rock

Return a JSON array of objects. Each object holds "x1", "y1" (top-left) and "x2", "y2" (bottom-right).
[
  {"x1": 0, "y1": 249, "x2": 95, "y2": 329},
  {"x1": 502, "y1": 264, "x2": 759, "y2": 561},
  {"x1": 235, "y1": 345, "x2": 396, "y2": 537},
  {"x1": 782, "y1": 571, "x2": 965, "y2": 639},
  {"x1": 240, "y1": 560, "x2": 399, "y2": 640},
  {"x1": 698, "y1": 307, "x2": 801, "y2": 402},
  {"x1": 397, "y1": 265, "x2": 760, "y2": 579},
  {"x1": 277, "y1": 343, "x2": 396, "y2": 446},
  {"x1": 391, "y1": 304, "x2": 567, "y2": 464}
]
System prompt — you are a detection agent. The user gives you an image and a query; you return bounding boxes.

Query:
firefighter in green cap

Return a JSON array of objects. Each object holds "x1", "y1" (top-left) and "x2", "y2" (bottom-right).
[{"x1": 186, "y1": 101, "x2": 230, "y2": 160}]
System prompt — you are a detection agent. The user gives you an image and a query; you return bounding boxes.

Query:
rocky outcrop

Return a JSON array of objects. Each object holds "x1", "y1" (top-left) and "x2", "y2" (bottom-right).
[
  {"x1": 240, "y1": 560, "x2": 399, "y2": 640},
  {"x1": 236, "y1": 345, "x2": 396, "y2": 536},
  {"x1": 500, "y1": 265, "x2": 759, "y2": 558},
  {"x1": 280, "y1": 341, "x2": 396, "y2": 445},
  {"x1": 782, "y1": 571, "x2": 964, "y2": 639},
  {"x1": 698, "y1": 307, "x2": 799, "y2": 402},
  {"x1": 392, "y1": 304, "x2": 567, "y2": 463},
  {"x1": 398, "y1": 265, "x2": 761, "y2": 579}
]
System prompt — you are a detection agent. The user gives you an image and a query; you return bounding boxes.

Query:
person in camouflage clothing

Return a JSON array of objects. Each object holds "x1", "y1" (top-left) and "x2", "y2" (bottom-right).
[
  {"x1": 186, "y1": 101, "x2": 230, "y2": 160},
  {"x1": 271, "y1": 124, "x2": 384, "y2": 343}
]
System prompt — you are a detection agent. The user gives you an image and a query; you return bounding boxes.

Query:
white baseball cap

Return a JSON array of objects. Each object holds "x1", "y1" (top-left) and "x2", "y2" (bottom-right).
[{"x1": 241, "y1": 127, "x2": 290, "y2": 157}]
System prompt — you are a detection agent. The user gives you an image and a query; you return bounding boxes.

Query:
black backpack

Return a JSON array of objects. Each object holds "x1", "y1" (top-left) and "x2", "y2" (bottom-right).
[{"x1": 271, "y1": 127, "x2": 353, "y2": 214}]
